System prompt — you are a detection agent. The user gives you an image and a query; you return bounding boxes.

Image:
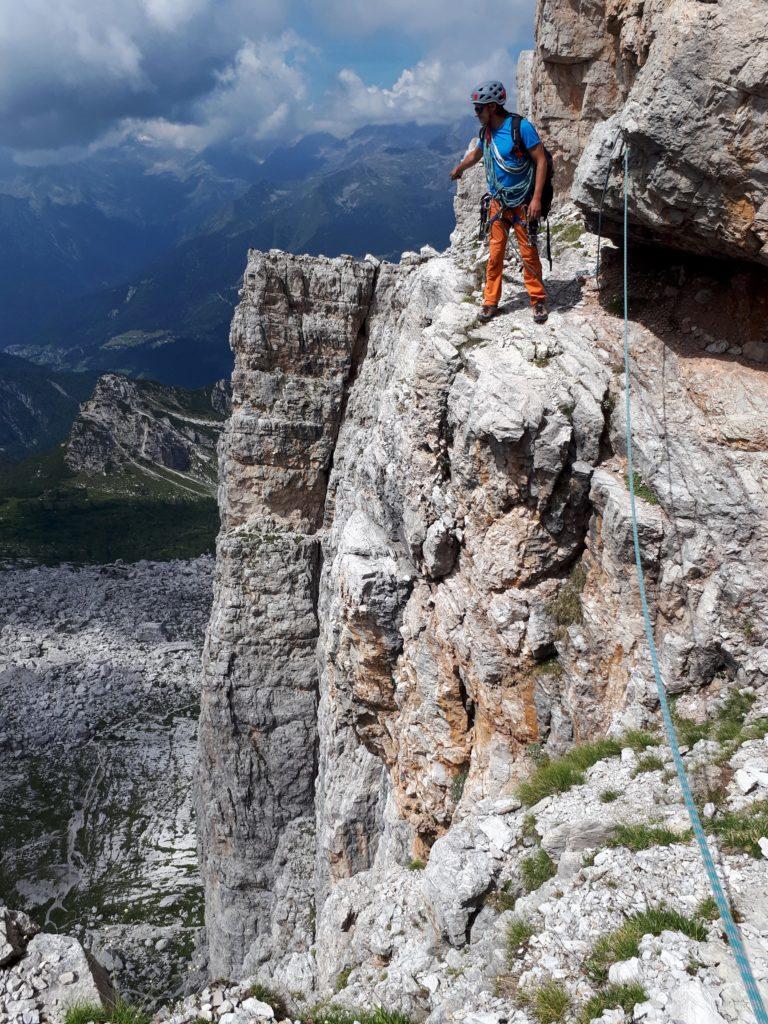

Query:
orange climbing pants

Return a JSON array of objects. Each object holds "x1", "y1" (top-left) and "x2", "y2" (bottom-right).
[{"x1": 483, "y1": 199, "x2": 547, "y2": 308}]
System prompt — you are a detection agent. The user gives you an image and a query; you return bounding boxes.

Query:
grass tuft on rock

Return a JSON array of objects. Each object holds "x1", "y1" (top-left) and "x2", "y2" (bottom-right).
[
  {"x1": 521, "y1": 849, "x2": 556, "y2": 893},
  {"x1": 488, "y1": 880, "x2": 518, "y2": 913},
  {"x1": 599, "y1": 789, "x2": 620, "y2": 803},
  {"x1": 309, "y1": 1007, "x2": 413, "y2": 1024},
  {"x1": 609, "y1": 823, "x2": 692, "y2": 851},
  {"x1": 547, "y1": 563, "x2": 588, "y2": 628},
  {"x1": 334, "y1": 968, "x2": 352, "y2": 993},
  {"x1": 533, "y1": 656, "x2": 563, "y2": 678},
  {"x1": 518, "y1": 980, "x2": 571, "y2": 1024},
  {"x1": 64, "y1": 1001, "x2": 151, "y2": 1024},
  {"x1": 450, "y1": 770, "x2": 468, "y2": 804},
  {"x1": 671, "y1": 689, "x2": 767, "y2": 754},
  {"x1": 407, "y1": 858, "x2": 426, "y2": 871},
  {"x1": 249, "y1": 984, "x2": 289, "y2": 1018},
  {"x1": 506, "y1": 917, "x2": 536, "y2": 962},
  {"x1": 695, "y1": 896, "x2": 720, "y2": 922},
  {"x1": 516, "y1": 738, "x2": 622, "y2": 806},
  {"x1": 586, "y1": 907, "x2": 706, "y2": 982},
  {"x1": 64, "y1": 1006, "x2": 110, "y2": 1024},
  {"x1": 632, "y1": 754, "x2": 666, "y2": 776},
  {"x1": 621, "y1": 729, "x2": 661, "y2": 752},
  {"x1": 705, "y1": 799, "x2": 768, "y2": 858},
  {"x1": 578, "y1": 983, "x2": 648, "y2": 1024},
  {"x1": 626, "y1": 470, "x2": 659, "y2": 505},
  {"x1": 551, "y1": 222, "x2": 584, "y2": 246}
]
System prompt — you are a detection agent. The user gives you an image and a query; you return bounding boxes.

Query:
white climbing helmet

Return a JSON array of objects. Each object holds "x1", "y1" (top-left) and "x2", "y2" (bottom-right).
[{"x1": 470, "y1": 80, "x2": 506, "y2": 106}]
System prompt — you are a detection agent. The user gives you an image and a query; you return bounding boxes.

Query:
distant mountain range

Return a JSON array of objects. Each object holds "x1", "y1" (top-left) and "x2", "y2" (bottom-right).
[
  {"x1": 0, "y1": 352, "x2": 97, "y2": 462},
  {"x1": 1, "y1": 120, "x2": 475, "y2": 388}
]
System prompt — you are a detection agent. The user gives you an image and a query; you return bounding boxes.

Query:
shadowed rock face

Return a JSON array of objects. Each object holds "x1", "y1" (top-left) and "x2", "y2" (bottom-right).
[{"x1": 518, "y1": 0, "x2": 768, "y2": 265}]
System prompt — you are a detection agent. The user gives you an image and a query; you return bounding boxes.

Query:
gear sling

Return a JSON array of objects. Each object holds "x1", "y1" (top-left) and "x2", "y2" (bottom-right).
[{"x1": 479, "y1": 114, "x2": 554, "y2": 270}]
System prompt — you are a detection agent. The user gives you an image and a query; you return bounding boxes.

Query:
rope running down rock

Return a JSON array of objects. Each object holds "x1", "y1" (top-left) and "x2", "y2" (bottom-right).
[{"x1": 620, "y1": 142, "x2": 768, "y2": 1024}]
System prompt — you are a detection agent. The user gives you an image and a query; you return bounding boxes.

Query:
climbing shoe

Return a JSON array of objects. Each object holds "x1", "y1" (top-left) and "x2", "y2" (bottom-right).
[
  {"x1": 478, "y1": 305, "x2": 498, "y2": 322},
  {"x1": 533, "y1": 302, "x2": 548, "y2": 324}
]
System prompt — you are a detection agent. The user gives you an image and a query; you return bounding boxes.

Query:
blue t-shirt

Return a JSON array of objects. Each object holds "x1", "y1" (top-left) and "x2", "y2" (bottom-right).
[{"x1": 476, "y1": 116, "x2": 541, "y2": 191}]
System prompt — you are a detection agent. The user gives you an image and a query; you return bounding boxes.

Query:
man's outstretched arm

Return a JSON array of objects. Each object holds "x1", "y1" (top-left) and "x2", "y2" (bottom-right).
[{"x1": 451, "y1": 146, "x2": 483, "y2": 180}]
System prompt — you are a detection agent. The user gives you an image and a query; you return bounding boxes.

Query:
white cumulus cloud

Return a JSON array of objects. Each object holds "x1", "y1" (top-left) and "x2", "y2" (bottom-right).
[{"x1": 316, "y1": 48, "x2": 520, "y2": 134}]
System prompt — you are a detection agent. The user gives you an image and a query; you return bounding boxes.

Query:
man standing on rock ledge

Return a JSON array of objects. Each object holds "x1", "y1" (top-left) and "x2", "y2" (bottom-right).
[{"x1": 451, "y1": 80, "x2": 549, "y2": 324}]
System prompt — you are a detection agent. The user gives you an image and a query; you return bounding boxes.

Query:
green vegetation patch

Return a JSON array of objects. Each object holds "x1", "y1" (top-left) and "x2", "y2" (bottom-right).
[
  {"x1": 695, "y1": 896, "x2": 720, "y2": 922},
  {"x1": 249, "y1": 984, "x2": 289, "y2": 1019},
  {"x1": 578, "y1": 983, "x2": 648, "y2": 1024},
  {"x1": 334, "y1": 967, "x2": 352, "y2": 993},
  {"x1": 518, "y1": 980, "x2": 571, "y2": 1024},
  {"x1": 307, "y1": 1006, "x2": 413, "y2": 1024},
  {"x1": 533, "y1": 656, "x2": 563, "y2": 678},
  {"x1": 64, "y1": 1000, "x2": 151, "y2": 1024},
  {"x1": 0, "y1": 445, "x2": 218, "y2": 563},
  {"x1": 516, "y1": 738, "x2": 622, "y2": 806},
  {"x1": 407, "y1": 858, "x2": 426, "y2": 871},
  {"x1": 547, "y1": 563, "x2": 588, "y2": 628},
  {"x1": 609, "y1": 823, "x2": 692, "y2": 851},
  {"x1": 705, "y1": 799, "x2": 768, "y2": 858},
  {"x1": 521, "y1": 849, "x2": 556, "y2": 893},
  {"x1": 551, "y1": 222, "x2": 584, "y2": 246},
  {"x1": 611, "y1": 822, "x2": 684, "y2": 851},
  {"x1": 488, "y1": 880, "x2": 518, "y2": 914},
  {"x1": 599, "y1": 789, "x2": 620, "y2": 804},
  {"x1": 672, "y1": 690, "x2": 768, "y2": 756},
  {"x1": 625, "y1": 470, "x2": 659, "y2": 505},
  {"x1": 621, "y1": 729, "x2": 661, "y2": 752},
  {"x1": 451, "y1": 770, "x2": 469, "y2": 804},
  {"x1": 586, "y1": 907, "x2": 706, "y2": 983},
  {"x1": 632, "y1": 754, "x2": 666, "y2": 776},
  {"x1": 506, "y1": 917, "x2": 536, "y2": 962},
  {"x1": 522, "y1": 814, "x2": 538, "y2": 839}
]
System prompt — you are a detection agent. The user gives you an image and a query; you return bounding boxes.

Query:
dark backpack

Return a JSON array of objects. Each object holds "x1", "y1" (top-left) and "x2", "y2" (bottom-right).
[{"x1": 510, "y1": 114, "x2": 554, "y2": 219}]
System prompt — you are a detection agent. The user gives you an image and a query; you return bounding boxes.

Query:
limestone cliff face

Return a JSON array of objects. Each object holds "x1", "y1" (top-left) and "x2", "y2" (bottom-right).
[
  {"x1": 518, "y1": 0, "x2": 768, "y2": 265},
  {"x1": 65, "y1": 373, "x2": 231, "y2": 494},
  {"x1": 199, "y1": 202, "x2": 768, "y2": 1004},
  {"x1": 198, "y1": 3, "x2": 768, "y2": 1016}
]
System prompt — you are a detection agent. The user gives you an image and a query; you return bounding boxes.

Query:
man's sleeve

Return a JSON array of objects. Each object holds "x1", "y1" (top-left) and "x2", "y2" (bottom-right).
[
  {"x1": 520, "y1": 119, "x2": 542, "y2": 149},
  {"x1": 475, "y1": 135, "x2": 483, "y2": 151}
]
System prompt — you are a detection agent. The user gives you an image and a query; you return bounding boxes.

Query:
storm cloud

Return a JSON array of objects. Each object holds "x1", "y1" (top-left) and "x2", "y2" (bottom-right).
[{"x1": 0, "y1": 0, "x2": 534, "y2": 159}]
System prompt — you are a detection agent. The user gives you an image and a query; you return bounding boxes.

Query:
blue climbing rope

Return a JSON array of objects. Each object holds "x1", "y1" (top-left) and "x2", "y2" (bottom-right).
[{"x1": 621, "y1": 144, "x2": 768, "y2": 1024}]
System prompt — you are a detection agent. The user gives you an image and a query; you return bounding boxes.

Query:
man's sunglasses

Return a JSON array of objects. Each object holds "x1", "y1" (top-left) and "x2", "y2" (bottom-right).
[{"x1": 473, "y1": 104, "x2": 489, "y2": 114}]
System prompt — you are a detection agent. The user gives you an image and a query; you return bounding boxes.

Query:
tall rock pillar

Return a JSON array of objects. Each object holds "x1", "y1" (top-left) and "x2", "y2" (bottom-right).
[{"x1": 197, "y1": 250, "x2": 377, "y2": 978}]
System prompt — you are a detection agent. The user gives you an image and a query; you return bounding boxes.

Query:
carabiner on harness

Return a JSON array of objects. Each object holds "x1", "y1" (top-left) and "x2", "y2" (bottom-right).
[{"x1": 479, "y1": 193, "x2": 492, "y2": 238}]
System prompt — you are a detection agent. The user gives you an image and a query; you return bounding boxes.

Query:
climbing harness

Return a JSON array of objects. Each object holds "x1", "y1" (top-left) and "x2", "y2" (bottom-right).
[{"x1": 620, "y1": 144, "x2": 768, "y2": 1024}]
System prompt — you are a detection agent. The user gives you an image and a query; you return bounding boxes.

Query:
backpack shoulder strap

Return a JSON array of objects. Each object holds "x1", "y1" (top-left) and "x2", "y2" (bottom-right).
[{"x1": 510, "y1": 114, "x2": 525, "y2": 152}]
